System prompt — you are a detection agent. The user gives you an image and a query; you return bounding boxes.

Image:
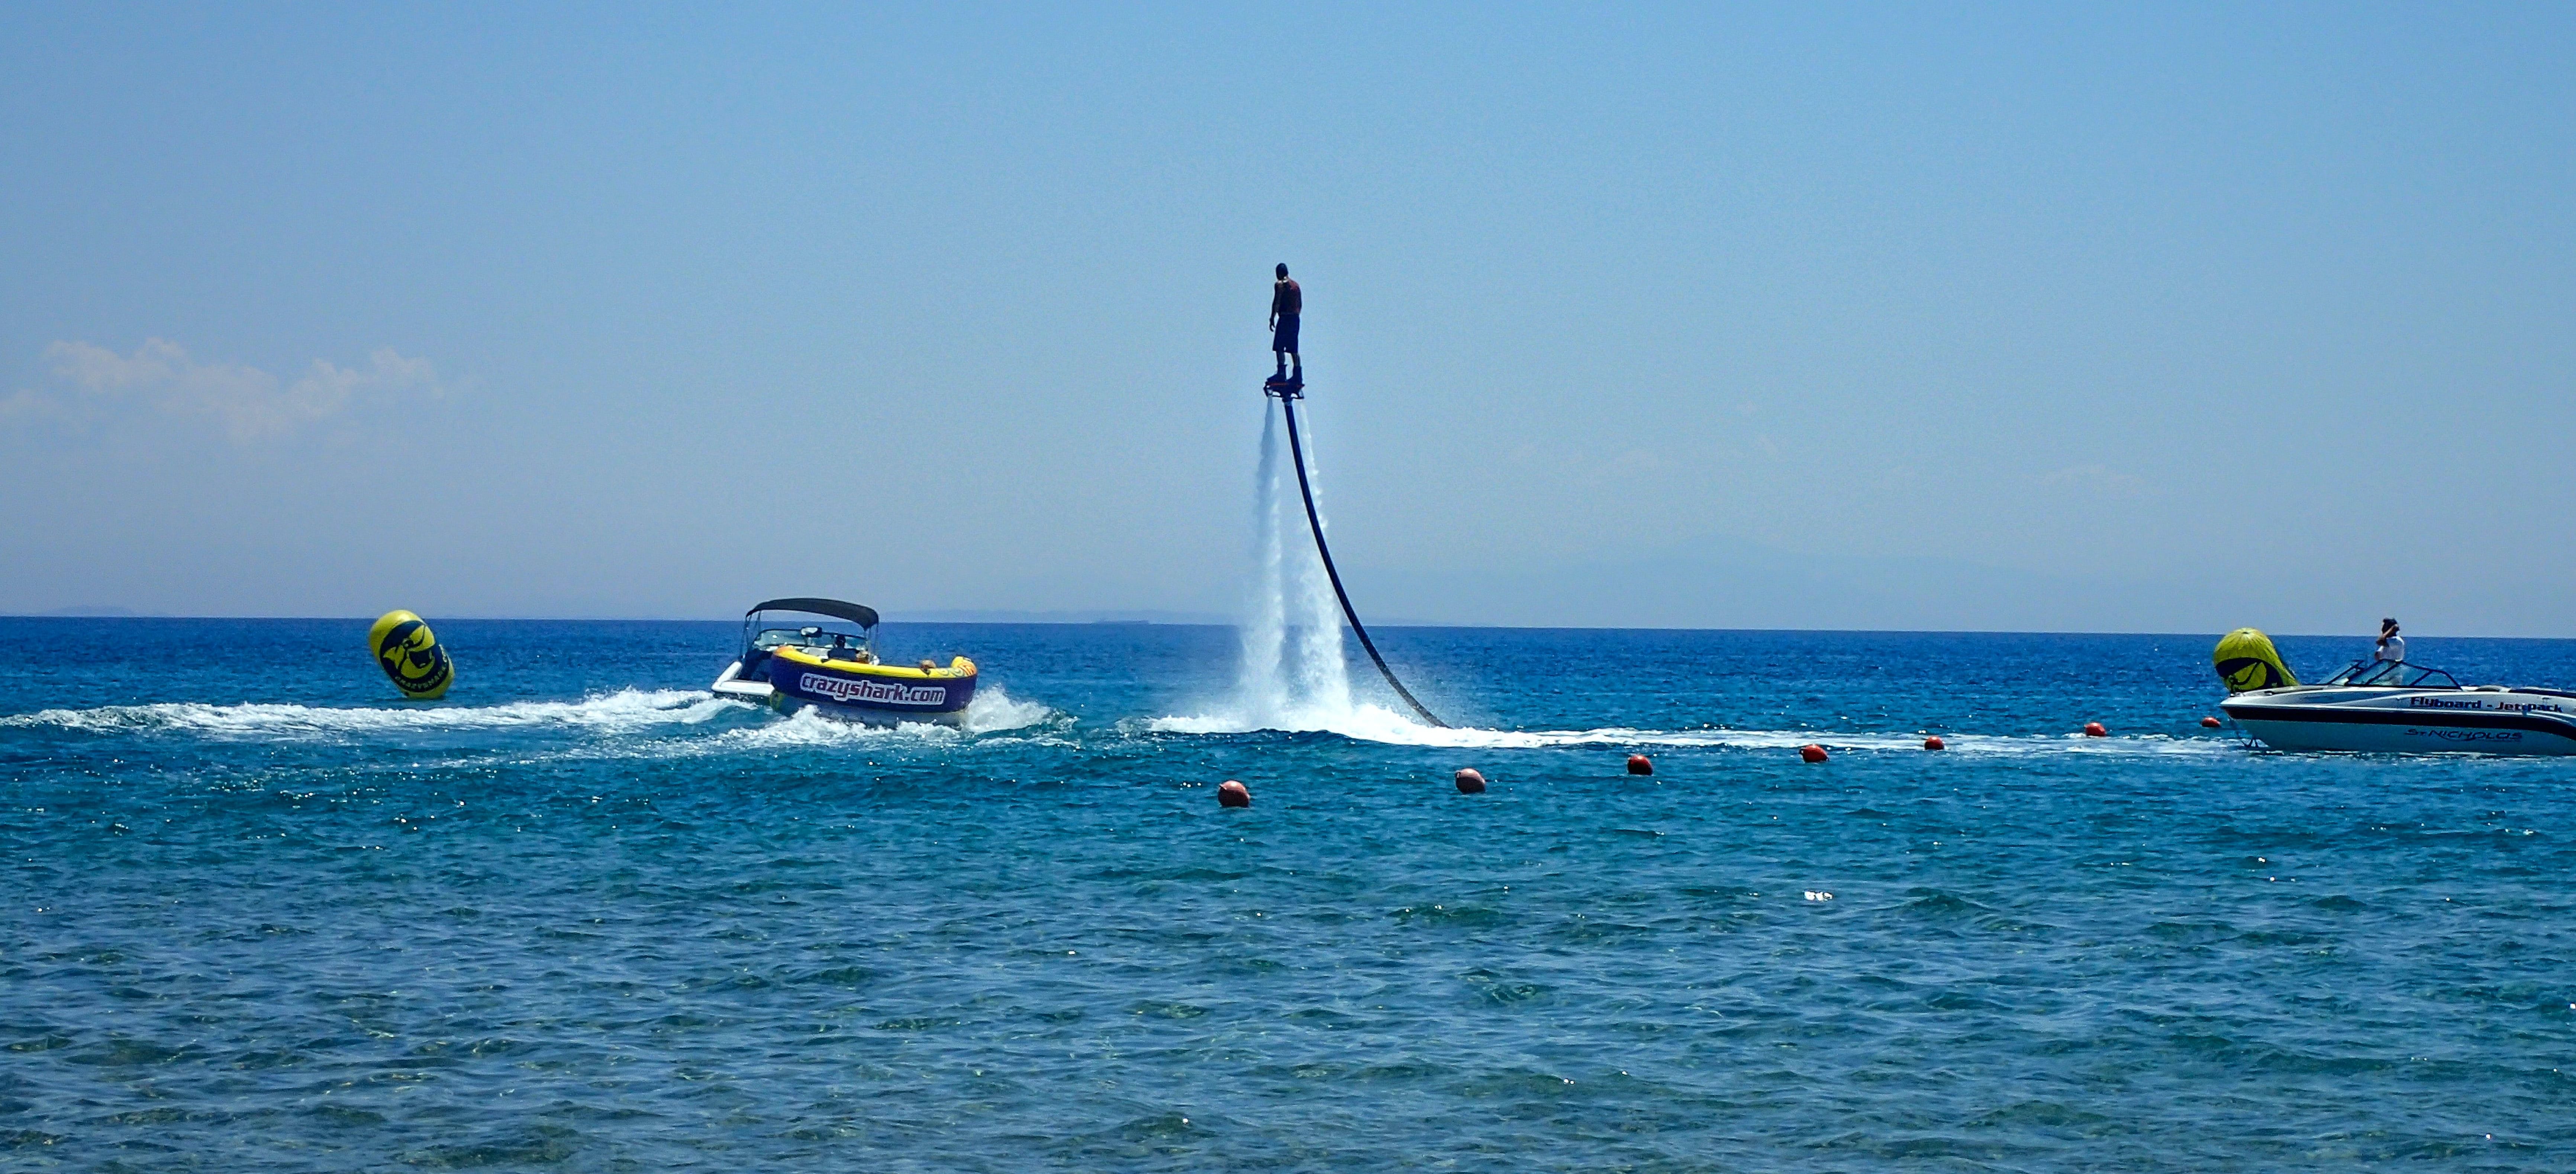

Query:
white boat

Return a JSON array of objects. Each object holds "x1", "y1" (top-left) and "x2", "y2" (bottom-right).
[{"x1": 2215, "y1": 629, "x2": 2576, "y2": 755}]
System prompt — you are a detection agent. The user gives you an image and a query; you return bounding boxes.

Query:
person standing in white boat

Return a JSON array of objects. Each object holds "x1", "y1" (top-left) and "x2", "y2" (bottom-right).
[{"x1": 2373, "y1": 617, "x2": 2405, "y2": 664}]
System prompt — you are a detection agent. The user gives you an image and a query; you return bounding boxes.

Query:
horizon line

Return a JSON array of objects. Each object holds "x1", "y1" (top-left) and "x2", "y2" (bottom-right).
[{"x1": 0, "y1": 612, "x2": 2559, "y2": 642}]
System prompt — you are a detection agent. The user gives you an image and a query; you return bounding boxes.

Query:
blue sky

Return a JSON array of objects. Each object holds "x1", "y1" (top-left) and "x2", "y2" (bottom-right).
[{"x1": 4, "y1": 4, "x2": 2571, "y2": 633}]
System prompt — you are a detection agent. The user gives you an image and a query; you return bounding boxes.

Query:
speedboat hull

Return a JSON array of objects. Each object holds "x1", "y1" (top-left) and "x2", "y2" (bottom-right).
[
  {"x1": 2222, "y1": 687, "x2": 2576, "y2": 755},
  {"x1": 765, "y1": 646, "x2": 977, "y2": 726}
]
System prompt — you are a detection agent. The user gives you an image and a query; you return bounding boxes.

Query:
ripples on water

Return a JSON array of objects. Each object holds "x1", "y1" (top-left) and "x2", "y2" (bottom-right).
[{"x1": 3, "y1": 620, "x2": 2572, "y2": 1170}]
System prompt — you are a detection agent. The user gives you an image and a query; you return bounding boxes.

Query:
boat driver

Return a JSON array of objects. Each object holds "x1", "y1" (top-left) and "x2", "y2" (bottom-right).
[{"x1": 2373, "y1": 618, "x2": 2405, "y2": 664}]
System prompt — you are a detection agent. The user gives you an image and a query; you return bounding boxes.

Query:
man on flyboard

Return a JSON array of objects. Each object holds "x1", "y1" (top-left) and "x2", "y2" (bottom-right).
[{"x1": 1267, "y1": 263, "x2": 1302, "y2": 392}]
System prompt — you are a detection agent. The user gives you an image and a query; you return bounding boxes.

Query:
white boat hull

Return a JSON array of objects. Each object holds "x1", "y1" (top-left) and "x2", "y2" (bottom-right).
[{"x1": 2224, "y1": 686, "x2": 2576, "y2": 755}]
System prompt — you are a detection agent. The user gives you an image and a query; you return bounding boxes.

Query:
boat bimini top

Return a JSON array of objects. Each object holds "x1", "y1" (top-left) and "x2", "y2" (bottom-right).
[
  {"x1": 743, "y1": 597, "x2": 880, "y2": 659},
  {"x1": 711, "y1": 598, "x2": 882, "y2": 702}
]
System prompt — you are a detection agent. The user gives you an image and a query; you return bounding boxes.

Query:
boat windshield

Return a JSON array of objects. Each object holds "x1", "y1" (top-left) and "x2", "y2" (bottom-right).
[
  {"x1": 2319, "y1": 659, "x2": 2461, "y2": 689},
  {"x1": 744, "y1": 613, "x2": 874, "y2": 659}
]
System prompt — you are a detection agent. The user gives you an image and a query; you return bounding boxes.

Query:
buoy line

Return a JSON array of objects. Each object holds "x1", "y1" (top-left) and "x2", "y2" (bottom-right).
[{"x1": 1271, "y1": 389, "x2": 1449, "y2": 728}]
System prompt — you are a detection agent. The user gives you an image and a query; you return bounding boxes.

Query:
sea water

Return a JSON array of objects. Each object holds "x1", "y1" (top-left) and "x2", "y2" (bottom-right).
[{"x1": 4, "y1": 618, "x2": 2575, "y2": 1170}]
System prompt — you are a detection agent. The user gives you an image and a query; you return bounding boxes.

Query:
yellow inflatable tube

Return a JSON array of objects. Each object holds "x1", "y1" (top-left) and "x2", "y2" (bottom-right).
[
  {"x1": 2212, "y1": 628, "x2": 2296, "y2": 694},
  {"x1": 769, "y1": 646, "x2": 976, "y2": 679},
  {"x1": 368, "y1": 609, "x2": 454, "y2": 699}
]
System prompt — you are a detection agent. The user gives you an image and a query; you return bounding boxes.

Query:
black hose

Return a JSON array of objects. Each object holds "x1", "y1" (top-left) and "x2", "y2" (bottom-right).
[{"x1": 1274, "y1": 391, "x2": 1449, "y2": 728}]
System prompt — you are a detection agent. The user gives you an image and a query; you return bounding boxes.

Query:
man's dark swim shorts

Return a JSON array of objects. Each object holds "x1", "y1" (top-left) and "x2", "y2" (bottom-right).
[{"x1": 1272, "y1": 314, "x2": 1300, "y2": 354}]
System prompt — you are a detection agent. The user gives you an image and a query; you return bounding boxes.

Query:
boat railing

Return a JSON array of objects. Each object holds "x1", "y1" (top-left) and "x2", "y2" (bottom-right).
[{"x1": 2320, "y1": 659, "x2": 2461, "y2": 689}]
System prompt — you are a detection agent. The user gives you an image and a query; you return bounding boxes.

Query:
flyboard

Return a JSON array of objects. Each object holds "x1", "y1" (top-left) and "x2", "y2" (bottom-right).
[{"x1": 1263, "y1": 373, "x2": 1448, "y2": 728}]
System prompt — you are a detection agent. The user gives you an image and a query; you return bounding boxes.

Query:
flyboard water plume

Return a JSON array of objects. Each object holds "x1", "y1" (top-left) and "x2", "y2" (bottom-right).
[
  {"x1": 1234, "y1": 408, "x2": 1290, "y2": 718},
  {"x1": 1262, "y1": 378, "x2": 1448, "y2": 728}
]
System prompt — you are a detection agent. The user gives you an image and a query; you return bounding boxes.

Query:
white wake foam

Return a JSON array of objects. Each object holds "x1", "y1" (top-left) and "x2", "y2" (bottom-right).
[
  {"x1": 0, "y1": 688, "x2": 739, "y2": 737},
  {"x1": 545, "y1": 685, "x2": 1071, "y2": 761},
  {"x1": 958, "y1": 686, "x2": 1057, "y2": 734},
  {"x1": 2, "y1": 684, "x2": 1064, "y2": 750},
  {"x1": 1145, "y1": 705, "x2": 2233, "y2": 757}
]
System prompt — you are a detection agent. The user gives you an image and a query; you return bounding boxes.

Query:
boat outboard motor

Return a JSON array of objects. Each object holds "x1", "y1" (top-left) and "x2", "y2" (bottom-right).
[{"x1": 2213, "y1": 628, "x2": 2297, "y2": 694}]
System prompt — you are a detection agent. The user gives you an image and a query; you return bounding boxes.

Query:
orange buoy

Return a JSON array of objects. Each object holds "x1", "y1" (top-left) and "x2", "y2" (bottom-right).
[
  {"x1": 1923, "y1": 736, "x2": 1945, "y2": 751},
  {"x1": 1799, "y1": 744, "x2": 1828, "y2": 763},
  {"x1": 2201, "y1": 715, "x2": 2222, "y2": 728},
  {"x1": 1454, "y1": 768, "x2": 1487, "y2": 794},
  {"x1": 2083, "y1": 722, "x2": 2108, "y2": 737},
  {"x1": 1217, "y1": 780, "x2": 1251, "y2": 808},
  {"x1": 1626, "y1": 754, "x2": 1653, "y2": 776}
]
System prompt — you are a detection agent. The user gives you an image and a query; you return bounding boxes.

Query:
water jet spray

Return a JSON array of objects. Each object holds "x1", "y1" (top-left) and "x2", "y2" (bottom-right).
[{"x1": 1263, "y1": 378, "x2": 1447, "y2": 728}]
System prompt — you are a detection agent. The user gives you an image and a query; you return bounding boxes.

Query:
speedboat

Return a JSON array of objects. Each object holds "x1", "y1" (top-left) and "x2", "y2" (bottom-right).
[
  {"x1": 2213, "y1": 628, "x2": 2576, "y2": 754},
  {"x1": 710, "y1": 598, "x2": 977, "y2": 725}
]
